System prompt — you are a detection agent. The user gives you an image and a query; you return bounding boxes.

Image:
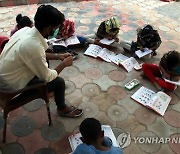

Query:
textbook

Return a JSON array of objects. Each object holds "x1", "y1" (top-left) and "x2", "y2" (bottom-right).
[
  {"x1": 111, "y1": 55, "x2": 140, "y2": 72},
  {"x1": 119, "y1": 57, "x2": 139, "y2": 72},
  {"x1": 135, "y1": 48, "x2": 153, "y2": 58},
  {"x1": 68, "y1": 125, "x2": 119, "y2": 152},
  {"x1": 84, "y1": 44, "x2": 139, "y2": 72},
  {"x1": 48, "y1": 35, "x2": 80, "y2": 47},
  {"x1": 84, "y1": 44, "x2": 116, "y2": 62},
  {"x1": 131, "y1": 86, "x2": 171, "y2": 116}
]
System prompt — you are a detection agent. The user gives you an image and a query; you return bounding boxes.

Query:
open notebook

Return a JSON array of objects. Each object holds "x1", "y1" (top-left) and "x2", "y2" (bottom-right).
[
  {"x1": 131, "y1": 86, "x2": 171, "y2": 116},
  {"x1": 135, "y1": 48, "x2": 153, "y2": 58},
  {"x1": 47, "y1": 35, "x2": 80, "y2": 47},
  {"x1": 84, "y1": 44, "x2": 116, "y2": 62},
  {"x1": 68, "y1": 125, "x2": 119, "y2": 152},
  {"x1": 84, "y1": 44, "x2": 139, "y2": 72}
]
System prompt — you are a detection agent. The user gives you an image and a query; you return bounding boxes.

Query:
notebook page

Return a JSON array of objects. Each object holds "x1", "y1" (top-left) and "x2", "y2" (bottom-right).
[
  {"x1": 111, "y1": 54, "x2": 129, "y2": 65},
  {"x1": 121, "y1": 57, "x2": 139, "y2": 72},
  {"x1": 65, "y1": 35, "x2": 80, "y2": 46},
  {"x1": 52, "y1": 40, "x2": 66, "y2": 47},
  {"x1": 102, "y1": 125, "x2": 119, "y2": 147},
  {"x1": 131, "y1": 86, "x2": 155, "y2": 106},
  {"x1": 84, "y1": 44, "x2": 102, "y2": 58},
  {"x1": 97, "y1": 48, "x2": 116, "y2": 62},
  {"x1": 147, "y1": 91, "x2": 171, "y2": 116},
  {"x1": 135, "y1": 48, "x2": 153, "y2": 58},
  {"x1": 68, "y1": 133, "x2": 82, "y2": 152}
]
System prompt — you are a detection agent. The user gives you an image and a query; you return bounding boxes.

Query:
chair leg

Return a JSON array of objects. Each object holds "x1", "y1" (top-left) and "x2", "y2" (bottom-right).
[
  {"x1": 3, "y1": 114, "x2": 8, "y2": 143},
  {"x1": 45, "y1": 102, "x2": 52, "y2": 126}
]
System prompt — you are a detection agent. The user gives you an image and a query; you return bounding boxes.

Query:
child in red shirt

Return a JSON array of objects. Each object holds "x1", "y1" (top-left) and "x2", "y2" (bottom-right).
[{"x1": 142, "y1": 51, "x2": 180, "y2": 91}]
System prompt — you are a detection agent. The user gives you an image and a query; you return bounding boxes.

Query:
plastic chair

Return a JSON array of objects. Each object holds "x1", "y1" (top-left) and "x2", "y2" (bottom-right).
[{"x1": 0, "y1": 82, "x2": 52, "y2": 143}]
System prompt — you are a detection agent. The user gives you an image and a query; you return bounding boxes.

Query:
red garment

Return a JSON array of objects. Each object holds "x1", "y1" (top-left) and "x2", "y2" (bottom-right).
[
  {"x1": 0, "y1": 35, "x2": 9, "y2": 54},
  {"x1": 142, "y1": 63, "x2": 175, "y2": 91},
  {"x1": 58, "y1": 20, "x2": 75, "y2": 38}
]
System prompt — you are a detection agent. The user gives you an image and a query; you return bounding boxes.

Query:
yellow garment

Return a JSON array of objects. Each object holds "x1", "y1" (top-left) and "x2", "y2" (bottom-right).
[{"x1": 105, "y1": 16, "x2": 120, "y2": 36}]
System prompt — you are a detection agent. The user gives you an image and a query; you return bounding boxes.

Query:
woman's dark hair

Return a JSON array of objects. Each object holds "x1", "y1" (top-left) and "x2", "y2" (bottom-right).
[
  {"x1": 16, "y1": 14, "x2": 32, "y2": 29},
  {"x1": 80, "y1": 118, "x2": 101, "y2": 142},
  {"x1": 34, "y1": 5, "x2": 65, "y2": 30},
  {"x1": 160, "y1": 50, "x2": 180, "y2": 76}
]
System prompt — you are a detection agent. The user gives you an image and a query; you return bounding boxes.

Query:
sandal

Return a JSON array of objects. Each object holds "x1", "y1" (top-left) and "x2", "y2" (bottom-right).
[{"x1": 58, "y1": 106, "x2": 83, "y2": 118}]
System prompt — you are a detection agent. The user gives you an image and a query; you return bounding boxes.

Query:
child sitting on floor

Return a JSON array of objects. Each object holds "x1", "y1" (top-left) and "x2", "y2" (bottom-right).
[
  {"x1": 49, "y1": 19, "x2": 86, "y2": 53},
  {"x1": 85, "y1": 16, "x2": 120, "y2": 49},
  {"x1": 10, "y1": 14, "x2": 33, "y2": 36},
  {"x1": 120, "y1": 24, "x2": 161, "y2": 58},
  {"x1": 142, "y1": 50, "x2": 180, "y2": 91},
  {"x1": 73, "y1": 118, "x2": 123, "y2": 154}
]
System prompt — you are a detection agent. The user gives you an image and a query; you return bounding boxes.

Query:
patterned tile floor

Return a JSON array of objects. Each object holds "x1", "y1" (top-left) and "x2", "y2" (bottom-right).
[{"x1": 0, "y1": 0, "x2": 180, "y2": 154}]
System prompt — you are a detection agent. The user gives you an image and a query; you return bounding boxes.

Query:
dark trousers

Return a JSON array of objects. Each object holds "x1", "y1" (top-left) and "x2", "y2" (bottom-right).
[{"x1": 27, "y1": 76, "x2": 66, "y2": 109}]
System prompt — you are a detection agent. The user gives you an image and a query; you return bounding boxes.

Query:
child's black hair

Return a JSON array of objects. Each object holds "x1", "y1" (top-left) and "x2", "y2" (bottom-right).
[
  {"x1": 80, "y1": 118, "x2": 102, "y2": 142},
  {"x1": 141, "y1": 25, "x2": 153, "y2": 37},
  {"x1": 34, "y1": 5, "x2": 65, "y2": 30},
  {"x1": 16, "y1": 14, "x2": 32, "y2": 29},
  {"x1": 160, "y1": 50, "x2": 180, "y2": 75}
]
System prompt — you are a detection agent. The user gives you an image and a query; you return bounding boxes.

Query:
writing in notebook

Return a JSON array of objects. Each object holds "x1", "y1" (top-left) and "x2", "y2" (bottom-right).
[
  {"x1": 68, "y1": 125, "x2": 119, "y2": 152},
  {"x1": 135, "y1": 48, "x2": 153, "y2": 58},
  {"x1": 48, "y1": 35, "x2": 80, "y2": 47},
  {"x1": 131, "y1": 86, "x2": 171, "y2": 116}
]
